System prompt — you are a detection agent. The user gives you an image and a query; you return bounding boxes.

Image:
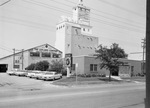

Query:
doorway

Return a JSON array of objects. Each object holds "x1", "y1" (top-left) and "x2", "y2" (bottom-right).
[{"x1": 0, "y1": 64, "x2": 8, "y2": 72}]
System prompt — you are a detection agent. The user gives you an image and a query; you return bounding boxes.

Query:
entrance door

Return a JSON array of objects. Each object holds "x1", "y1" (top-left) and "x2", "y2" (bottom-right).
[
  {"x1": 0, "y1": 64, "x2": 8, "y2": 73},
  {"x1": 111, "y1": 66, "x2": 119, "y2": 76}
]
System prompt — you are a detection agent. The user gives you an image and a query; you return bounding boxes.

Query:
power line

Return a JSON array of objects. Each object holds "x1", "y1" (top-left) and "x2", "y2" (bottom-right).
[
  {"x1": 0, "y1": 0, "x2": 11, "y2": 6},
  {"x1": 63, "y1": 0, "x2": 145, "y2": 26},
  {"x1": 22, "y1": 0, "x2": 72, "y2": 15},
  {"x1": 0, "y1": 44, "x2": 12, "y2": 50},
  {"x1": 22, "y1": 0, "x2": 145, "y2": 33},
  {"x1": 97, "y1": 0, "x2": 145, "y2": 18},
  {"x1": 0, "y1": 46, "x2": 13, "y2": 53},
  {"x1": 0, "y1": 16, "x2": 56, "y2": 31},
  {"x1": 49, "y1": 0, "x2": 145, "y2": 29}
]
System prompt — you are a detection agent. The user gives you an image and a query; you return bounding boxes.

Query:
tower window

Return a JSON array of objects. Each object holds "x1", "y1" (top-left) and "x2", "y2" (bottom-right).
[{"x1": 83, "y1": 28, "x2": 85, "y2": 31}]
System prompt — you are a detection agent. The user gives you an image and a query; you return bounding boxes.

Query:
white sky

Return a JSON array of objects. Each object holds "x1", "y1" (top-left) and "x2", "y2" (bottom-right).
[{"x1": 0, "y1": 0, "x2": 146, "y2": 60}]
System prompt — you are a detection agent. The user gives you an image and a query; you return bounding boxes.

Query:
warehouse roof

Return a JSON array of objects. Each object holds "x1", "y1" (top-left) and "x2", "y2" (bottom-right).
[{"x1": 0, "y1": 43, "x2": 62, "y2": 60}]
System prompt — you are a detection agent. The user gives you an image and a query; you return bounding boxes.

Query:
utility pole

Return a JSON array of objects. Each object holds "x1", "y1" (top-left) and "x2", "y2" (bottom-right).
[
  {"x1": 146, "y1": 0, "x2": 150, "y2": 107},
  {"x1": 22, "y1": 49, "x2": 24, "y2": 70},
  {"x1": 13, "y1": 48, "x2": 15, "y2": 69},
  {"x1": 142, "y1": 38, "x2": 146, "y2": 74}
]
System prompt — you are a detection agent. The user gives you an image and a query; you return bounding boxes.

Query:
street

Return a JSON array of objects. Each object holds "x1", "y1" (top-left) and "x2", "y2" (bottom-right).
[{"x1": 0, "y1": 82, "x2": 145, "y2": 108}]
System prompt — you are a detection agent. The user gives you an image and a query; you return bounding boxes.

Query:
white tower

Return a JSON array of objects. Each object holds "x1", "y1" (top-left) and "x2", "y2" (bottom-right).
[{"x1": 55, "y1": 0, "x2": 98, "y2": 58}]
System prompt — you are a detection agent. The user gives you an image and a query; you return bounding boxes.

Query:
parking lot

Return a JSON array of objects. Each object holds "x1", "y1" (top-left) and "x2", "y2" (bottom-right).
[{"x1": 0, "y1": 73, "x2": 61, "y2": 91}]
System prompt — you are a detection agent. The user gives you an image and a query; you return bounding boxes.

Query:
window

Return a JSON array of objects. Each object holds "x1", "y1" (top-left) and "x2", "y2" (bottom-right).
[
  {"x1": 15, "y1": 60, "x2": 19, "y2": 63},
  {"x1": 78, "y1": 45, "x2": 81, "y2": 49},
  {"x1": 94, "y1": 64, "x2": 97, "y2": 71},
  {"x1": 90, "y1": 64, "x2": 97, "y2": 71},
  {"x1": 14, "y1": 65, "x2": 20, "y2": 69},
  {"x1": 90, "y1": 64, "x2": 93, "y2": 71},
  {"x1": 131, "y1": 66, "x2": 134, "y2": 72},
  {"x1": 68, "y1": 44, "x2": 70, "y2": 47},
  {"x1": 53, "y1": 53, "x2": 61, "y2": 58},
  {"x1": 83, "y1": 28, "x2": 85, "y2": 31},
  {"x1": 30, "y1": 52, "x2": 40, "y2": 57},
  {"x1": 42, "y1": 52, "x2": 51, "y2": 57}
]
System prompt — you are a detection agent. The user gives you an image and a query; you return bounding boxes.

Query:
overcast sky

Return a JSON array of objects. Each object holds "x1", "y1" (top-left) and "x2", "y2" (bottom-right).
[{"x1": 0, "y1": 0, "x2": 146, "y2": 60}]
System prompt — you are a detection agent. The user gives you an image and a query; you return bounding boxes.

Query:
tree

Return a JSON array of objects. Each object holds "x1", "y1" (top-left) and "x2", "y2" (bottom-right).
[
  {"x1": 34, "y1": 61, "x2": 49, "y2": 71},
  {"x1": 49, "y1": 59, "x2": 64, "y2": 73},
  {"x1": 96, "y1": 43, "x2": 128, "y2": 81},
  {"x1": 25, "y1": 63, "x2": 36, "y2": 70}
]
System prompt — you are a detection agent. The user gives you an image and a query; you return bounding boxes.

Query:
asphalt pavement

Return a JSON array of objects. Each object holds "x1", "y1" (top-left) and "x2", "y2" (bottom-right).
[{"x1": 0, "y1": 73, "x2": 146, "y2": 108}]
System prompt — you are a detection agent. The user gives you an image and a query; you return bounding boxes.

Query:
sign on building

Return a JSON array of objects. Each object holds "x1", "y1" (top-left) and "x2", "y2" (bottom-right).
[{"x1": 65, "y1": 53, "x2": 72, "y2": 67}]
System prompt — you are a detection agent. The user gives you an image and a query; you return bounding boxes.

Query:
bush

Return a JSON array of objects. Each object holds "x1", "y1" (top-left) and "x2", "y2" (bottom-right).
[
  {"x1": 86, "y1": 74, "x2": 91, "y2": 77},
  {"x1": 25, "y1": 61, "x2": 49, "y2": 71},
  {"x1": 34, "y1": 61, "x2": 49, "y2": 71},
  {"x1": 49, "y1": 60, "x2": 64, "y2": 73},
  {"x1": 25, "y1": 63, "x2": 36, "y2": 70},
  {"x1": 91, "y1": 74, "x2": 96, "y2": 77}
]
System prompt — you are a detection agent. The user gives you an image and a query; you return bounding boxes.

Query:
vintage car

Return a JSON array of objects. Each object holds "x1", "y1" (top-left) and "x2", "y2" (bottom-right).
[
  {"x1": 26, "y1": 70, "x2": 41, "y2": 78},
  {"x1": 34, "y1": 71, "x2": 46, "y2": 79},
  {"x1": 41, "y1": 71, "x2": 62, "y2": 81},
  {"x1": 14, "y1": 70, "x2": 27, "y2": 76},
  {"x1": 6, "y1": 70, "x2": 15, "y2": 75}
]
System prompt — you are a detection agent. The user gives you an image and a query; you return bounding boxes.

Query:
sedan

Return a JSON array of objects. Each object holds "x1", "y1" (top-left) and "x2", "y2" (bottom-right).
[
  {"x1": 41, "y1": 72, "x2": 62, "y2": 81},
  {"x1": 16, "y1": 70, "x2": 27, "y2": 76},
  {"x1": 6, "y1": 70, "x2": 15, "y2": 75},
  {"x1": 34, "y1": 71, "x2": 46, "y2": 80},
  {"x1": 27, "y1": 70, "x2": 41, "y2": 78}
]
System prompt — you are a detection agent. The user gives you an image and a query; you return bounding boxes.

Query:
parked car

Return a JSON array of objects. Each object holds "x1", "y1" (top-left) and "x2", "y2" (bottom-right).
[
  {"x1": 27, "y1": 70, "x2": 41, "y2": 78},
  {"x1": 41, "y1": 71, "x2": 62, "y2": 81},
  {"x1": 6, "y1": 70, "x2": 15, "y2": 75},
  {"x1": 15, "y1": 70, "x2": 27, "y2": 76},
  {"x1": 31, "y1": 71, "x2": 42, "y2": 78},
  {"x1": 34, "y1": 71, "x2": 46, "y2": 80}
]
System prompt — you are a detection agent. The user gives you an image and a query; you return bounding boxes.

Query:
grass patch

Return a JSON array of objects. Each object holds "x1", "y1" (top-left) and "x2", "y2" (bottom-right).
[
  {"x1": 122, "y1": 76, "x2": 145, "y2": 82},
  {"x1": 53, "y1": 76, "x2": 125, "y2": 86}
]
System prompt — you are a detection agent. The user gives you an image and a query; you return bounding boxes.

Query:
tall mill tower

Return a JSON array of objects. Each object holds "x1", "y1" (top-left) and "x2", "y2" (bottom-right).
[{"x1": 55, "y1": 0, "x2": 98, "y2": 57}]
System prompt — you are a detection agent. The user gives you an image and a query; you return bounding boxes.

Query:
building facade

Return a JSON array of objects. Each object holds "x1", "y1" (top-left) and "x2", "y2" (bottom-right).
[
  {"x1": 0, "y1": 44, "x2": 62, "y2": 72},
  {"x1": 55, "y1": 0, "x2": 98, "y2": 57},
  {"x1": 72, "y1": 56, "x2": 143, "y2": 77},
  {"x1": 55, "y1": 0, "x2": 144, "y2": 77}
]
